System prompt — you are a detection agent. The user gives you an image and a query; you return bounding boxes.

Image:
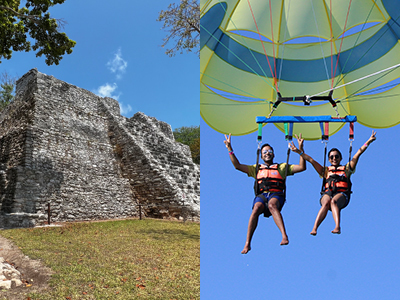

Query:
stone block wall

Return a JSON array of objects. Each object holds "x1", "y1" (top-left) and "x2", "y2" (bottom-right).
[{"x1": 0, "y1": 69, "x2": 199, "y2": 228}]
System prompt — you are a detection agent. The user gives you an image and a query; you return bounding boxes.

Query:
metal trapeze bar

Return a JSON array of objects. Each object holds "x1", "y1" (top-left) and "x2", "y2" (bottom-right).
[{"x1": 256, "y1": 115, "x2": 357, "y2": 124}]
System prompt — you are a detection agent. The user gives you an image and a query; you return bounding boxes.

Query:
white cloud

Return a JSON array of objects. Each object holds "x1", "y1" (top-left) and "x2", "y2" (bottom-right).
[
  {"x1": 94, "y1": 83, "x2": 119, "y2": 100},
  {"x1": 94, "y1": 48, "x2": 132, "y2": 117},
  {"x1": 119, "y1": 103, "x2": 133, "y2": 116},
  {"x1": 107, "y1": 48, "x2": 128, "y2": 80},
  {"x1": 94, "y1": 83, "x2": 133, "y2": 117}
]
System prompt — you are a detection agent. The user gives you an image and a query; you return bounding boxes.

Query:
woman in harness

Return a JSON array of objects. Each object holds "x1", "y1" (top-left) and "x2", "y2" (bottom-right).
[{"x1": 291, "y1": 131, "x2": 376, "y2": 235}]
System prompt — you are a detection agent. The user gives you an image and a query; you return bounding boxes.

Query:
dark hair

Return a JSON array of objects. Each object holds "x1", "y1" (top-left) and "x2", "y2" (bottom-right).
[
  {"x1": 260, "y1": 143, "x2": 274, "y2": 152},
  {"x1": 328, "y1": 148, "x2": 342, "y2": 159}
]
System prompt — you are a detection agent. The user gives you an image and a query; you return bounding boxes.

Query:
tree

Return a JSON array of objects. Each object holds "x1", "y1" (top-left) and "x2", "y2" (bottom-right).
[
  {"x1": 0, "y1": 71, "x2": 16, "y2": 111},
  {"x1": 174, "y1": 125, "x2": 200, "y2": 164},
  {"x1": 190, "y1": 136, "x2": 200, "y2": 164},
  {"x1": 157, "y1": 0, "x2": 199, "y2": 57},
  {"x1": 0, "y1": 0, "x2": 76, "y2": 65}
]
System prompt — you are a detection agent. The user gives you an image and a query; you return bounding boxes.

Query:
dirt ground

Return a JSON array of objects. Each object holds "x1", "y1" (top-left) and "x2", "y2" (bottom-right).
[{"x1": 0, "y1": 235, "x2": 53, "y2": 300}]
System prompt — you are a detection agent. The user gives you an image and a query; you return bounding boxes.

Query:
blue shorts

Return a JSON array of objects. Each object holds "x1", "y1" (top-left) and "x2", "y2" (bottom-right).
[{"x1": 252, "y1": 192, "x2": 286, "y2": 218}]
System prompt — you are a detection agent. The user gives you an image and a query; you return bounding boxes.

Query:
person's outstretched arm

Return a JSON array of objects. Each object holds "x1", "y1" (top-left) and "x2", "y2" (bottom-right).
[
  {"x1": 290, "y1": 134, "x2": 324, "y2": 176},
  {"x1": 349, "y1": 131, "x2": 376, "y2": 170},
  {"x1": 224, "y1": 133, "x2": 249, "y2": 174},
  {"x1": 290, "y1": 134, "x2": 306, "y2": 174}
]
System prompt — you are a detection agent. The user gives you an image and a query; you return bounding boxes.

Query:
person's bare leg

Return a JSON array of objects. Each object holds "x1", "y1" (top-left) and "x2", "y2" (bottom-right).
[
  {"x1": 241, "y1": 202, "x2": 264, "y2": 254},
  {"x1": 331, "y1": 194, "x2": 346, "y2": 234},
  {"x1": 268, "y1": 198, "x2": 289, "y2": 246},
  {"x1": 310, "y1": 195, "x2": 331, "y2": 236}
]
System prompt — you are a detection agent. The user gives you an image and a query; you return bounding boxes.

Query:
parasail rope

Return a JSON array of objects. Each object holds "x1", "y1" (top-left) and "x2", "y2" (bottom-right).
[
  {"x1": 329, "y1": 0, "x2": 334, "y2": 89},
  {"x1": 200, "y1": 71, "x2": 271, "y2": 101},
  {"x1": 268, "y1": 0, "x2": 278, "y2": 85},
  {"x1": 215, "y1": 2, "x2": 272, "y2": 85},
  {"x1": 332, "y1": 0, "x2": 384, "y2": 88},
  {"x1": 310, "y1": 0, "x2": 331, "y2": 88},
  {"x1": 343, "y1": 65, "x2": 398, "y2": 100},
  {"x1": 247, "y1": 0, "x2": 279, "y2": 92},
  {"x1": 310, "y1": 63, "x2": 400, "y2": 98},
  {"x1": 200, "y1": 89, "x2": 270, "y2": 103},
  {"x1": 341, "y1": 91, "x2": 400, "y2": 104},
  {"x1": 331, "y1": 0, "x2": 353, "y2": 87},
  {"x1": 200, "y1": 24, "x2": 277, "y2": 92},
  {"x1": 331, "y1": 62, "x2": 400, "y2": 107},
  {"x1": 277, "y1": 0, "x2": 292, "y2": 91}
]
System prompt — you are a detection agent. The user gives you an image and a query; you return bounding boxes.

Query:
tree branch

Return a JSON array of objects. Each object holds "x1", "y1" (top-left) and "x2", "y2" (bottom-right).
[
  {"x1": 0, "y1": 5, "x2": 67, "y2": 29},
  {"x1": 0, "y1": 5, "x2": 41, "y2": 24}
]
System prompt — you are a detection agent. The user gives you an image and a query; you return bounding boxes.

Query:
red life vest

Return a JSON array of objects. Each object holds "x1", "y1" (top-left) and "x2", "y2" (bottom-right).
[
  {"x1": 324, "y1": 165, "x2": 351, "y2": 193},
  {"x1": 255, "y1": 164, "x2": 286, "y2": 194}
]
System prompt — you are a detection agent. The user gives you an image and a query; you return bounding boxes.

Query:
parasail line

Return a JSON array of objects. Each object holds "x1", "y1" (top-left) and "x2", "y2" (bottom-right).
[
  {"x1": 329, "y1": 0, "x2": 334, "y2": 89},
  {"x1": 310, "y1": 0, "x2": 331, "y2": 88},
  {"x1": 311, "y1": 63, "x2": 400, "y2": 98},
  {"x1": 340, "y1": 91, "x2": 400, "y2": 103},
  {"x1": 346, "y1": 65, "x2": 398, "y2": 98},
  {"x1": 268, "y1": 0, "x2": 278, "y2": 86},
  {"x1": 277, "y1": 0, "x2": 292, "y2": 91},
  {"x1": 201, "y1": 90, "x2": 268, "y2": 102},
  {"x1": 200, "y1": 72, "x2": 270, "y2": 101},
  {"x1": 338, "y1": 100, "x2": 350, "y2": 116},
  {"x1": 246, "y1": 0, "x2": 279, "y2": 92},
  {"x1": 201, "y1": 102, "x2": 271, "y2": 106},
  {"x1": 334, "y1": 64, "x2": 399, "y2": 103},
  {"x1": 200, "y1": 23, "x2": 277, "y2": 92},
  {"x1": 332, "y1": 0, "x2": 353, "y2": 87},
  {"x1": 215, "y1": 2, "x2": 272, "y2": 84},
  {"x1": 353, "y1": 81, "x2": 400, "y2": 96},
  {"x1": 200, "y1": 90, "x2": 269, "y2": 103},
  {"x1": 333, "y1": 0, "x2": 382, "y2": 88}
]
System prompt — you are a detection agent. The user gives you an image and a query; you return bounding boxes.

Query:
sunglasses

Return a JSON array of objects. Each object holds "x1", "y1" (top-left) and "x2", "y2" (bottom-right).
[
  {"x1": 329, "y1": 154, "x2": 340, "y2": 160},
  {"x1": 262, "y1": 149, "x2": 274, "y2": 155}
]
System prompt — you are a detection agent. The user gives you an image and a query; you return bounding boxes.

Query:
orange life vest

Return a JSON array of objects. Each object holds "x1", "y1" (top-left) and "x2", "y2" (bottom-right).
[
  {"x1": 324, "y1": 165, "x2": 351, "y2": 193},
  {"x1": 255, "y1": 164, "x2": 285, "y2": 194}
]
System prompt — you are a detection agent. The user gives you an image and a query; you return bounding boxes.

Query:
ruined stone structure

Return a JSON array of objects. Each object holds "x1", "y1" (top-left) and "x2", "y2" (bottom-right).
[{"x1": 0, "y1": 69, "x2": 200, "y2": 228}]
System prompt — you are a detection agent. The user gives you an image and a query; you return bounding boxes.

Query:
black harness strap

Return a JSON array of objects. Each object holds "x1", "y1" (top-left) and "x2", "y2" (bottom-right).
[
  {"x1": 283, "y1": 146, "x2": 290, "y2": 199},
  {"x1": 320, "y1": 142, "x2": 328, "y2": 195},
  {"x1": 254, "y1": 147, "x2": 261, "y2": 196}
]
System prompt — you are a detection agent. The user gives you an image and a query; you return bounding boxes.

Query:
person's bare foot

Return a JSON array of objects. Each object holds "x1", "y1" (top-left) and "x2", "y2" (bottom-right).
[
  {"x1": 280, "y1": 236, "x2": 289, "y2": 246},
  {"x1": 332, "y1": 228, "x2": 341, "y2": 234},
  {"x1": 241, "y1": 244, "x2": 251, "y2": 254},
  {"x1": 310, "y1": 229, "x2": 317, "y2": 236}
]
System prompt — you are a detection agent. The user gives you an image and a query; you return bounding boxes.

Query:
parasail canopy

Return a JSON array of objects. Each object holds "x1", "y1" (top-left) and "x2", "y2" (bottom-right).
[{"x1": 200, "y1": 0, "x2": 400, "y2": 140}]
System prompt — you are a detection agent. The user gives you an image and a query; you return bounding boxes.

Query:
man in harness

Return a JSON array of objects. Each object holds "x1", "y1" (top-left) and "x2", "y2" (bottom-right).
[
  {"x1": 224, "y1": 134, "x2": 306, "y2": 253},
  {"x1": 290, "y1": 131, "x2": 376, "y2": 235}
]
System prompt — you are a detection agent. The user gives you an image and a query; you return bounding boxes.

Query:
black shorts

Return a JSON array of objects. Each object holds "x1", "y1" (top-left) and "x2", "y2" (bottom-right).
[{"x1": 320, "y1": 190, "x2": 350, "y2": 210}]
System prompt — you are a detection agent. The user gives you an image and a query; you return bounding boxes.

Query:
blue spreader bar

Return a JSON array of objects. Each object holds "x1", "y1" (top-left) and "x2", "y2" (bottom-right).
[{"x1": 256, "y1": 115, "x2": 357, "y2": 124}]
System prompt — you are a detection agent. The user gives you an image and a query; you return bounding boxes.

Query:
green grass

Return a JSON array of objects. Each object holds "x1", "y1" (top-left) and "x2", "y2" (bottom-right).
[{"x1": 0, "y1": 219, "x2": 199, "y2": 299}]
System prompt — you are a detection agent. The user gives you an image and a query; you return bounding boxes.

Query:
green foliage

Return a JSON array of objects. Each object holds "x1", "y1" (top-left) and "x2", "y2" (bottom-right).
[
  {"x1": 173, "y1": 125, "x2": 199, "y2": 145},
  {"x1": 190, "y1": 136, "x2": 200, "y2": 164},
  {"x1": 157, "y1": 0, "x2": 199, "y2": 57},
  {"x1": 174, "y1": 125, "x2": 200, "y2": 164},
  {"x1": 0, "y1": 219, "x2": 200, "y2": 299},
  {"x1": 0, "y1": 0, "x2": 76, "y2": 65},
  {"x1": 0, "y1": 71, "x2": 16, "y2": 111}
]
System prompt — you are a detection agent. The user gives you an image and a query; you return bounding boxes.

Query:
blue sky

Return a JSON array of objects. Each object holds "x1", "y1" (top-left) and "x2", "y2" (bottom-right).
[
  {"x1": 0, "y1": 0, "x2": 199, "y2": 130},
  {"x1": 201, "y1": 118, "x2": 400, "y2": 299}
]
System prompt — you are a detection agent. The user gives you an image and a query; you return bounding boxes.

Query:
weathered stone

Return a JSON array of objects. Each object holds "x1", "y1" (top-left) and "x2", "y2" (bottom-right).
[
  {"x1": 0, "y1": 69, "x2": 199, "y2": 228},
  {"x1": 0, "y1": 280, "x2": 11, "y2": 289}
]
